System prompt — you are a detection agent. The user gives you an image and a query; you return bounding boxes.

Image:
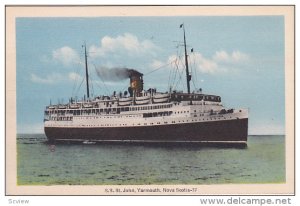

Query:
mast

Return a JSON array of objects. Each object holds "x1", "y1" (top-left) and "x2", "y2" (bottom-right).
[
  {"x1": 83, "y1": 43, "x2": 90, "y2": 99},
  {"x1": 180, "y1": 23, "x2": 191, "y2": 94}
]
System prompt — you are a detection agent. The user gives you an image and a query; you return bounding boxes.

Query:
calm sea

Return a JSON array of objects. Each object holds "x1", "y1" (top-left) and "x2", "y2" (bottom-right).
[{"x1": 17, "y1": 134, "x2": 285, "y2": 185}]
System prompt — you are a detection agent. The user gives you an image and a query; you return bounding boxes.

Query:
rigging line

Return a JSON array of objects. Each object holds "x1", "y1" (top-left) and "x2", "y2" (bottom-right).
[
  {"x1": 191, "y1": 53, "x2": 199, "y2": 89},
  {"x1": 75, "y1": 76, "x2": 85, "y2": 98},
  {"x1": 169, "y1": 65, "x2": 174, "y2": 90},
  {"x1": 188, "y1": 55, "x2": 197, "y2": 91},
  {"x1": 171, "y1": 58, "x2": 179, "y2": 89},
  {"x1": 72, "y1": 57, "x2": 84, "y2": 97},
  {"x1": 167, "y1": 58, "x2": 179, "y2": 90},
  {"x1": 92, "y1": 76, "x2": 107, "y2": 95},
  {"x1": 90, "y1": 62, "x2": 99, "y2": 97},
  {"x1": 194, "y1": 53, "x2": 199, "y2": 85},
  {"x1": 72, "y1": 50, "x2": 86, "y2": 97},
  {"x1": 173, "y1": 46, "x2": 184, "y2": 82},
  {"x1": 74, "y1": 49, "x2": 87, "y2": 99},
  {"x1": 168, "y1": 49, "x2": 179, "y2": 90},
  {"x1": 89, "y1": 74, "x2": 95, "y2": 98},
  {"x1": 93, "y1": 78, "x2": 103, "y2": 90},
  {"x1": 171, "y1": 39, "x2": 185, "y2": 91},
  {"x1": 170, "y1": 57, "x2": 179, "y2": 90},
  {"x1": 167, "y1": 60, "x2": 173, "y2": 90},
  {"x1": 177, "y1": 55, "x2": 187, "y2": 91},
  {"x1": 90, "y1": 61, "x2": 127, "y2": 96},
  {"x1": 174, "y1": 68, "x2": 185, "y2": 91},
  {"x1": 89, "y1": 64, "x2": 102, "y2": 92},
  {"x1": 172, "y1": 44, "x2": 183, "y2": 85},
  {"x1": 168, "y1": 55, "x2": 182, "y2": 90},
  {"x1": 144, "y1": 60, "x2": 176, "y2": 76},
  {"x1": 71, "y1": 74, "x2": 77, "y2": 98},
  {"x1": 167, "y1": 62, "x2": 173, "y2": 89},
  {"x1": 91, "y1": 63, "x2": 111, "y2": 95},
  {"x1": 120, "y1": 82, "x2": 130, "y2": 93},
  {"x1": 99, "y1": 78, "x2": 111, "y2": 95},
  {"x1": 172, "y1": 57, "x2": 181, "y2": 90},
  {"x1": 191, "y1": 75, "x2": 197, "y2": 92}
]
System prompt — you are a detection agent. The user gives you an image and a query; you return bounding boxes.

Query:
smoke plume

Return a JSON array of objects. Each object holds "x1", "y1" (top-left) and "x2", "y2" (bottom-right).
[{"x1": 95, "y1": 66, "x2": 143, "y2": 81}]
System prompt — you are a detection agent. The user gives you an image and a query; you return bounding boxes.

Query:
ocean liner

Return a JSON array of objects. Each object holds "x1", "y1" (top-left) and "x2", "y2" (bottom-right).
[{"x1": 44, "y1": 24, "x2": 248, "y2": 145}]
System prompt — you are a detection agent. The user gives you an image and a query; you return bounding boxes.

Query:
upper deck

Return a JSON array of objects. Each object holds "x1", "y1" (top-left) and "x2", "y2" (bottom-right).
[{"x1": 45, "y1": 92, "x2": 221, "y2": 112}]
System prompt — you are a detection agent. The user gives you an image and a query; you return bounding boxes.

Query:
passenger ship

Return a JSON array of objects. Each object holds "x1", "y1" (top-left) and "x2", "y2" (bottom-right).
[{"x1": 44, "y1": 24, "x2": 248, "y2": 145}]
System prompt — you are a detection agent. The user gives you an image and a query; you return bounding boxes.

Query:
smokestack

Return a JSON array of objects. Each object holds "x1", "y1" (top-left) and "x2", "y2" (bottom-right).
[{"x1": 128, "y1": 69, "x2": 143, "y2": 96}]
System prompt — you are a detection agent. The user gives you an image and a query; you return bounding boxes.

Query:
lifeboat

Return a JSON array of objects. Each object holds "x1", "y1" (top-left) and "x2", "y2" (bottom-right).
[
  {"x1": 58, "y1": 105, "x2": 67, "y2": 109},
  {"x1": 118, "y1": 97, "x2": 132, "y2": 106},
  {"x1": 135, "y1": 95, "x2": 151, "y2": 105},
  {"x1": 83, "y1": 104, "x2": 93, "y2": 108},
  {"x1": 69, "y1": 104, "x2": 80, "y2": 109},
  {"x1": 153, "y1": 93, "x2": 169, "y2": 103}
]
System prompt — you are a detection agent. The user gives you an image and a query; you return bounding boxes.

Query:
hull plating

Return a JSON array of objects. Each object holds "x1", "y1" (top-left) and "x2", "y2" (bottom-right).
[{"x1": 44, "y1": 118, "x2": 248, "y2": 144}]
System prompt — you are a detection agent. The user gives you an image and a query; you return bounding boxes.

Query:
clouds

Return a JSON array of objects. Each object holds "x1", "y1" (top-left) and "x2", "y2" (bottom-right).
[
  {"x1": 52, "y1": 46, "x2": 80, "y2": 66},
  {"x1": 68, "y1": 72, "x2": 82, "y2": 81},
  {"x1": 151, "y1": 50, "x2": 250, "y2": 74},
  {"x1": 35, "y1": 33, "x2": 250, "y2": 87},
  {"x1": 150, "y1": 59, "x2": 165, "y2": 69},
  {"x1": 213, "y1": 50, "x2": 249, "y2": 63},
  {"x1": 32, "y1": 46, "x2": 83, "y2": 84},
  {"x1": 31, "y1": 72, "x2": 82, "y2": 84},
  {"x1": 46, "y1": 34, "x2": 251, "y2": 78},
  {"x1": 196, "y1": 50, "x2": 249, "y2": 73},
  {"x1": 190, "y1": 52, "x2": 219, "y2": 74},
  {"x1": 45, "y1": 33, "x2": 161, "y2": 79},
  {"x1": 89, "y1": 33, "x2": 160, "y2": 58},
  {"x1": 30, "y1": 73, "x2": 63, "y2": 84}
]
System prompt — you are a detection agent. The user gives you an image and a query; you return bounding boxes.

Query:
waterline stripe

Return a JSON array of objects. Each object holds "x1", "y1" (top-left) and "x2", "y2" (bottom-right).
[{"x1": 54, "y1": 139, "x2": 247, "y2": 144}]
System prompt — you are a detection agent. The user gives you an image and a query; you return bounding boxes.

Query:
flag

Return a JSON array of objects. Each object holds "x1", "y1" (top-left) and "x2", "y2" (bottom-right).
[{"x1": 180, "y1": 24, "x2": 183, "y2": 28}]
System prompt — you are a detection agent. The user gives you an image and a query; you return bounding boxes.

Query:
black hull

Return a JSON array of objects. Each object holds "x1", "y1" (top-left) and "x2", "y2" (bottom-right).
[{"x1": 44, "y1": 118, "x2": 248, "y2": 145}]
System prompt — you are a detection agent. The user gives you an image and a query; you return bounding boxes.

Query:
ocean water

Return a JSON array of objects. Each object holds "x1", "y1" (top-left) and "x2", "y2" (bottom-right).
[{"x1": 17, "y1": 134, "x2": 285, "y2": 185}]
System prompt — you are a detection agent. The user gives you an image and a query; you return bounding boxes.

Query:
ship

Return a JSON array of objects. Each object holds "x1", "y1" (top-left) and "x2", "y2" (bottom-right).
[{"x1": 44, "y1": 24, "x2": 248, "y2": 146}]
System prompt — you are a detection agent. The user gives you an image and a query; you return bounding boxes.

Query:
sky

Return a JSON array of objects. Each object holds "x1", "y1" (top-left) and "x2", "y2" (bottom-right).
[{"x1": 16, "y1": 16, "x2": 285, "y2": 135}]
